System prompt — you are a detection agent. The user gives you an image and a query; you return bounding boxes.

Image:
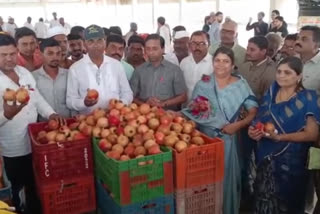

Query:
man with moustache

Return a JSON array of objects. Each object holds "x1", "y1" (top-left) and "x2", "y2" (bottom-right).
[
  {"x1": 33, "y1": 38, "x2": 71, "y2": 120},
  {"x1": 126, "y1": 35, "x2": 146, "y2": 68},
  {"x1": 67, "y1": 34, "x2": 84, "y2": 64},
  {"x1": 295, "y1": 25, "x2": 320, "y2": 214},
  {"x1": 105, "y1": 34, "x2": 134, "y2": 80},
  {"x1": 164, "y1": 30, "x2": 189, "y2": 65},
  {"x1": 277, "y1": 33, "x2": 298, "y2": 62},
  {"x1": 180, "y1": 31, "x2": 212, "y2": 102}
]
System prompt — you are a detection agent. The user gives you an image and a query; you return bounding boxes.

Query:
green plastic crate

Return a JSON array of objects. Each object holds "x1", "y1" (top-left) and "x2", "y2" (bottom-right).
[{"x1": 93, "y1": 138, "x2": 173, "y2": 206}]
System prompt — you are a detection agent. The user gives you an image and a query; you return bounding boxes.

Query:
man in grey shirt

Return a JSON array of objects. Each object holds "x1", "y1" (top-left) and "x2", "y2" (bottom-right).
[
  {"x1": 130, "y1": 34, "x2": 187, "y2": 110},
  {"x1": 33, "y1": 38, "x2": 71, "y2": 120}
]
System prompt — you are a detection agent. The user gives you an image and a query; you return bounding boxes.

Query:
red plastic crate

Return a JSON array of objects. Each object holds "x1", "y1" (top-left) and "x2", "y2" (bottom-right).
[
  {"x1": 175, "y1": 183, "x2": 223, "y2": 214},
  {"x1": 28, "y1": 120, "x2": 94, "y2": 183},
  {"x1": 173, "y1": 135, "x2": 224, "y2": 190},
  {"x1": 36, "y1": 174, "x2": 96, "y2": 214}
]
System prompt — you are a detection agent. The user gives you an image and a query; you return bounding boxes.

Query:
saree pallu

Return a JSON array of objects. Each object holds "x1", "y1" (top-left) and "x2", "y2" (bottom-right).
[
  {"x1": 182, "y1": 73, "x2": 258, "y2": 214},
  {"x1": 254, "y1": 83, "x2": 320, "y2": 214}
]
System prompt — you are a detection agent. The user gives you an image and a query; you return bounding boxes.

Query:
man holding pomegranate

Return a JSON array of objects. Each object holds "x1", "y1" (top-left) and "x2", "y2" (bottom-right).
[
  {"x1": 66, "y1": 25, "x2": 133, "y2": 114},
  {"x1": 130, "y1": 34, "x2": 187, "y2": 111},
  {"x1": 0, "y1": 33, "x2": 62, "y2": 213}
]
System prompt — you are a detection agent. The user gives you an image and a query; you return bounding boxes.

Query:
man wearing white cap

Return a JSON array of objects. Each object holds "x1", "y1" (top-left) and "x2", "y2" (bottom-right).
[
  {"x1": 164, "y1": 30, "x2": 189, "y2": 66},
  {"x1": 47, "y1": 26, "x2": 72, "y2": 69},
  {"x1": 180, "y1": 30, "x2": 213, "y2": 102}
]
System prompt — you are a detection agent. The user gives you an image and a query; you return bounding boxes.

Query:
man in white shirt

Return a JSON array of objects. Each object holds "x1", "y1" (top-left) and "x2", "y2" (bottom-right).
[
  {"x1": 157, "y1": 16, "x2": 171, "y2": 53},
  {"x1": 34, "y1": 18, "x2": 47, "y2": 39},
  {"x1": 164, "y1": 30, "x2": 189, "y2": 66},
  {"x1": 180, "y1": 31, "x2": 213, "y2": 101},
  {"x1": 0, "y1": 33, "x2": 61, "y2": 214},
  {"x1": 67, "y1": 25, "x2": 133, "y2": 114},
  {"x1": 49, "y1": 12, "x2": 60, "y2": 28},
  {"x1": 23, "y1": 17, "x2": 34, "y2": 32},
  {"x1": 59, "y1": 17, "x2": 71, "y2": 35},
  {"x1": 3, "y1": 17, "x2": 18, "y2": 37}
]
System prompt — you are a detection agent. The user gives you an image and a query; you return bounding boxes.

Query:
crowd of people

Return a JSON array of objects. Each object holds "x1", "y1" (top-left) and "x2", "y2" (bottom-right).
[{"x1": 0, "y1": 8, "x2": 319, "y2": 214}]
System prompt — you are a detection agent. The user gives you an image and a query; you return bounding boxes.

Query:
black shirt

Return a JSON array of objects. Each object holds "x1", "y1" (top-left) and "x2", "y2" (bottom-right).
[
  {"x1": 270, "y1": 25, "x2": 288, "y2": 38},
  {"x1": 246, "y1": 21, "x2": 268, "y2": 36}
]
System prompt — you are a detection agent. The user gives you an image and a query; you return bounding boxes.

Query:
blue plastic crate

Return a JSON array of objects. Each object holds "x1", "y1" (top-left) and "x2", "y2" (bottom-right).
[{"x1": 96, "y1": 179, "x2": 174, "y2": 214}]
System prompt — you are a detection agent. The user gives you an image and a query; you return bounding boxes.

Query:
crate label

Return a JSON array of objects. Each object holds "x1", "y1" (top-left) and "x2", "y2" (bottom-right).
[
  {"x1": 84, "y1": 148, "x2": 89, "y2": 169},
  {"x1": 44, "y1": 155, "x2": 50, "y2": 177}
]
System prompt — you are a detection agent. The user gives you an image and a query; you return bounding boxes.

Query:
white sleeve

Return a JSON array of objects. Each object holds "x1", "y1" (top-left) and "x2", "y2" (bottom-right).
[
  {"x1": 66, "y1": 67, "x2": 87, "y2": 111},
  {"x1": 118, "y1": 65, "x2": 133, "y2": 105}
]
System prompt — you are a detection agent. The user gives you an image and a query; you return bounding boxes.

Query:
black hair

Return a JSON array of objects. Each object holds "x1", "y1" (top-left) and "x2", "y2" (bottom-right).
[
  {"x1": 14, "y1": 27, "x2": 36, "y2": 43},
  {"x1": 275, "y1": 16, "x2": 284, "y2": 22},
  {"x1": 215, "y1": 11, "x2": 223, "y2": 16},
  {"x1": 70, "y1": 26, "x2": 85, "y2": 36},
  {"x1": 213, "y1": 46, "x2": 235, "y2": 65},
  {"x1": 272, "y1": 10, "x2": 280, "y2": 15},
  {"x1": 39, "y1": 38, "x2": 60, "y2": 52},
  {"x1": 67, "y1": 34, "x2": 83, "y2": 41},
  {"x1": 109, "y1": 26, "x2": 122, "y2": 36},
  {"x1": 190, "y1": 31, "x2": 210, "y2": 43},
  {"x1": 128, "y1": 35, "x2": 145, "y2": 47},
  {"x1": 300, "y1": 25, "x2": 320, "y2": 45},
  {"x1": 204, "y1": 16, "x2": 210, "y2": 23},
  {"x1": 107, "y1": 34, "x2": 126, "y2": 47},
  {"x1": 0, "y1": 34, "x2": 16, "y2": 47},
  {"x1": 39, "y1": 18, "x2": 44, "y2": 22},
  {"x1": 258, "y1": 12, "x2": 265, "y2": 18},
  {"x1": 157, "y1": 17, "x2": 165, "y2": 25},
  {"x1": 248, "y1": 36, "x2": 269, "y2": 50},
  {"x1": 173, "y1": 25, "x2": 186, "y2": 32},
  {"x1": 285, "y1": 33, "x2": 297, "y2": 41},
  {"x1": 278, "y1": 56, "x2": 304, "y2": 90},
  {"x1": 145, "y1": 34, "x2": 165, "y2": 49}
]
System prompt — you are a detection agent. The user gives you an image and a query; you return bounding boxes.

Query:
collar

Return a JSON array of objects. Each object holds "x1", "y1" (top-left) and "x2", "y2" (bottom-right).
[
  {"x1": 192, "y1": 53, "x2": 212, "y2": 64},
  {"x1": 146, "y1": 58, "x2": 168, "y2": 68},
  {"x1": 38, "y1": 66, "x2": 65, "y2": 77},
  {"x1": 308, "y1": 51, "x2": 320, "y2": 64},
  {"x1": 17, "y1": 50, "x2": 43, "y2": 68},
  {"x1": 83, "y1": 54, "x2": 110, "y2": 66},
  {"x1": 256, "y1": 57, "x2": 268, "y2": 67}
]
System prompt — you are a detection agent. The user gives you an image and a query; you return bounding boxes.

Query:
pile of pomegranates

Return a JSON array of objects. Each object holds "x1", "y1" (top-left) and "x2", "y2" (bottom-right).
[
  {"x1": 3, "y1": 87, "x2": 30, "y2": 105},
  {"x1": 92, "y1": 99, "x2": 207, "y2": 161}
]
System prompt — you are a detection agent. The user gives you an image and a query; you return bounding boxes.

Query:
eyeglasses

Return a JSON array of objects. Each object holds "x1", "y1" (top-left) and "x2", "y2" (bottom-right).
[{"x1": 189, "y1": 41, "x2": 208, "y2": 47}]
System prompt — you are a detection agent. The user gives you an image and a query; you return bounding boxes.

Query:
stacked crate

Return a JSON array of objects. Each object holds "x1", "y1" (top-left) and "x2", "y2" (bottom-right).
[
  {"x1": 28, "y1": 120, "x2": 96, "y2": 214},
  {"x1": 93, "y1": 138, "x2": 174, "y2": 214},
  {"x1": 173, "y1": 135, "x2": 224, "y2": 214}
]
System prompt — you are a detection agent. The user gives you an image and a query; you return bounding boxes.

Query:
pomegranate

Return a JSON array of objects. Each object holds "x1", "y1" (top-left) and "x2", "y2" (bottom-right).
[
  {"x1": 16, "y1": 88, "x2": 30, "y2": 104},
  {"x1": 109, "y1": 109, "x2": 120, "y2": 117},
  {"x1": 106, "y1": 151, "x2": 121, "y2": 160},
  {"x1": 56, "y1": 133, "x2": 66, "y2": 142},
  {"x1": 120, "y1": 155, "x2": 130, "y2": 161},
  {"x1": 154, "y1": 108, "x2": 166, "y2": 118},
  {"x1": 81, "y1": 125, "x2": 93, "y2": 136},
  {"x1": 46, "y1": 131, "x2": 57, "y2": 141},
  {"x1": 107, "y1": 134, "x2": 118, "y2": 145},
  {"x1": 37, "y1": 131, "x2": 47, "y2": 144},
  {"x1": 175, "y1": 141, "x2": 188, "y2": 153},
  {"x1": 182, "y1": 122, "x2": 193, "y2": 134},
  {"x1": 115, "y1": 101, "x2": 125, "y2": 110},
  {"x1": 164, "y1": 135, "x2": 178, "y2": 147},
  {"x1": 133, "y1": 135, "x2": 143, "y2": 147},
  {"x1": 173, "y1": 116, "x2": 185, "y2": 124},
  {"x1": 134, "y1": 146, "x2": 146, "y2": 156},
  {"x1": 137, "y1": 124, "x2": 149, "y2": 134},
  {"x1": 86, "y1": 115, "x2": 96, "y2": 126},
  {"x1": 109, "y1": 127, "x2": 117, "y2": 134},
  {"x1": 108, "y1": 115, "x2": 120, "y2": 127},
  {"x1": 124, "y1": 146, "x2": 135, "y2": 158},
  {"x1": 3, "y1": 88, "x2": 16, "y2": 104},
  {"x1": 93, "y1": 108, "x2": 106, "y2": 120},
  {"x1": 116, "y1": 126, "x2": 124, "y2": 135},
  {"x1": 148, "y1": 145, "x2": 161, "y2": 155},
  {"x1": 144, "y1": 139, "x2": 156, "y2": 149},
  {"x1": 155, "y1": 131, "x2": 165, "y2": 145},
  {"x1": 191, "y1": 130, "x2": 201, "y2": 137},
  {"x1": 101, "y1": 129, "x2": 111, "y2": 138},
  {"x1": 189, "y1": 144, "x2": 198, "y2": 149},
  {"x1": 109, "y1": 99, "x2": 118, "y2": 107},
  {"x1": 78, "y1": 121, "x2": 87, "y2": 131},
  {"x1": 191, "y1": 136, "x2": 205, "y2": 145},
  {"x1": 128, "y1": 119, "x2": 139, "y2": 128},
  {"x1": 117, "y1": 135, "x2": 129, "y2": 147},
  {"x1": 112, "y1": 144, "x2": 124, "y2": 154},
  {"x1": 48, "y1": 119, "x2": 59, "y2": 131},
  {"x1": 96, "y1": 117, "x2": 109, "y2": 128},
  {"x1": 121, "y1": 106, "x2": 131, "y2": 115},
  {"x1": 148, "y1": 118, "x2": 160, "y2": 130},
  {"x1": 59, "y1": 126, "x2": 71, "y2": 137},
  {"x1": 146, "y1": 112, "x2": 156, "y2": 120},
  {"x1": 157, "y1": 125, "x2": 171, "y2": 135},
  {"x1": 179, "y1": 134, "x2": 191, "y2": 142},
  {"x1": 87, "y1": 89, "x2": 99, "y2": 101},
  {"x1": 73, "y1": 132, "x2": 87, "y2": 140},
  {"x1": 70, "y1": 130, "x2": 80, "y2": 138},
  {"x1": 129, "y1": 103, "x2": 138, "y2": 110},
  {"x1": 143, "y1": 130, "x2": 155, "y2": 141},
  {"x1": 124, "y1": 112, "x2": 136, "y2": 121},
  {"x1": 92, "y1": 126, "x2": 101, "y2": 138},
  {"x1": 137, "y1": 115, "x2": 147, "y2": 124},
  {"x1": 124, "y1": 125, "x2": 136, "y2": 137},
  {"x1": 139, "y1": 103, "x2": 151, "y2": 115},
  {"x1": 75, "y1": 114, "x2": 86, "y2": 122},
  {"x1": 264, "y1": 122, "x2": 276, "y2": 134},
  {"x1": 171, "y1": 123, "x2": 183, "y2": 133},
  {"x1": 99, "y1": 139, "x2": 112, "y2": 152},
  {"x1": 160, "y1": 115, "x2": 172, "y2": 126},
  {"x1": 189, "y1": 120, "x2": 196, "y2": 129}
]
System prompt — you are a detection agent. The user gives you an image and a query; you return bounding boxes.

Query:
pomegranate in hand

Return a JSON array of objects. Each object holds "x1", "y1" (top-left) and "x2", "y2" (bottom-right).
[
  {"x1": 264, "y1": 122, "x2": 278, "y2": 136},
  {"x1": 87, "y1": 89, "x2": 99, "y2": 101},
  {"x1": 16, "y1": 88, "x2": 30, "y2": 104},
  {"x1": 3, "y1": 88, "x2": 16, "y2": 105}
]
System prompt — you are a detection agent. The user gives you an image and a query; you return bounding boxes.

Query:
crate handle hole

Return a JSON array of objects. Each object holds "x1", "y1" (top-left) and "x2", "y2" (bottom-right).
[
  {"x1": 142, "y1": 203, "x2": 156, "y2": 209},
  {"x1": 197, "y1": 151, "x2": 206, "y2": 155},
  {"x1": 138, "y1": 159, "x2": 154, "y2": 166},
  {"x1": 193, "y1": 187, "x2": 208, "y2": 194}
]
